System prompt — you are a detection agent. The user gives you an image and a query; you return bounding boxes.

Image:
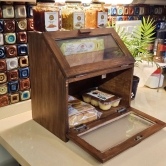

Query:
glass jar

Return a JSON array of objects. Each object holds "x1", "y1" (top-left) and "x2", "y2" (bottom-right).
[
  {"x1": 153, "y1": 39, "x2": 166, "y2": 63},
  {"x1": 61, "y1": 1, "x2": 85, "y2": 30},
  {"x1": 33, "y1": 2, "x2": 60, "y2": 32},
  {"x1": 85, "y1": 2, "x2": 107, "y2": 29}
]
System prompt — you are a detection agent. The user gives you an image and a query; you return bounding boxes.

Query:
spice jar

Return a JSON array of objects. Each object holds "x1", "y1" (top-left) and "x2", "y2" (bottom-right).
[
  {"x1": 153, "y1": 39, "x2": 166, "y2": 63},
  {"x1": 33, "y1": 2, "x2": 60, "y2": 32},
  {"x1": 85, "y1": 2, "x2": 107, "y2": 29},
  {"x1": 61, "y1": 1, "x2": 84, "y2": 30}
]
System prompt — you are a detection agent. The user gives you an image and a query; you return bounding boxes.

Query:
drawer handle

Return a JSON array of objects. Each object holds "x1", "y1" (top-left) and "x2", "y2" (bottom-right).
[{"x1": 78, "y1": 29, "x2": 91, "y2": 35}]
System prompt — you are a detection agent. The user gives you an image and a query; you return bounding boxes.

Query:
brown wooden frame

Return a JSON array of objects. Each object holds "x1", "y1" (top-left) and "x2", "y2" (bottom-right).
[
  {"x1": 42, "y1": 28, "x2": 135, "y2": 78},
  {"x1": 28, "y1": 28, "x2": 166, "y2": 163},
  {"x1": 67, "y1": 107, "x2": 166, "y2": 163}
]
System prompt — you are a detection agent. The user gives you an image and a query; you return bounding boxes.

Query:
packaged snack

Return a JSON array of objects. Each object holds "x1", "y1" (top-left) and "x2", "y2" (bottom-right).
[
  {"x1": 82, "y1": 89, "x2": 121, "y2": 110},
  {"x1": 68, "y1": 95, "x2": 98, "y2": 128}
]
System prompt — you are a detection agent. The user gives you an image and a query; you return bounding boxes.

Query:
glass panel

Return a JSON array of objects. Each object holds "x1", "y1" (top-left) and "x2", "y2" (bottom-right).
[
  {"x1": 56, "y1": 35, "x2": 125, "y2": 67},
  {"x1": 79, "y1": 112, "x2": 154, "y2": 153}
]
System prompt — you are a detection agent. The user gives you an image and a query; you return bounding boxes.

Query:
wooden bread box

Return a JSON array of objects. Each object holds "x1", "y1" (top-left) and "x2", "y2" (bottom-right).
[{"x1": 28, "y1": 28, "x2": 166, "y2": 163}]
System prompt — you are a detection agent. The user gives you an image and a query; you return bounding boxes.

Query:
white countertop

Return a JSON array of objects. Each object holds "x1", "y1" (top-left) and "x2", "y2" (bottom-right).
[{"x1": 0, "y1": 86, "x2": 166, "y2": 166}]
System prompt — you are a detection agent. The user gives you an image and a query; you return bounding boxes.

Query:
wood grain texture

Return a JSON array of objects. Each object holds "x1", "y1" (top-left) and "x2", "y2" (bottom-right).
[
  {"x1": 28, "y1": 32, "x2": 68, "y2": 142},
  {"x1": 28, "y1": 29, "x2": 166, "y2": 163},
  {"x1": 42, "y1": 28, "x2": 135, "y2": 78}
]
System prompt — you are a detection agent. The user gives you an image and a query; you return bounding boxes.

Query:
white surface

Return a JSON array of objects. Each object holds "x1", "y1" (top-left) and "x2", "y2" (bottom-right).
[
  {"x1": 0, "y1": 100, "x2": 31, "y2": 120},
  {"x1": 134, "y1": 62, "x2": 158, "y2": 87},
  {"x1": 0, "y1": 112, "x2": 92, "y2": 166},
  {"x1": 0, "y1": 84, "x2": 166, "y2": 166},
  {"x1": 134, "y1": 62, "x2": 166, "y2": 87},
  {"x1": 116, "y1": 20, "x2": 141, "y2": 34},
  {"x1": 145, "y1": 74, "x2": 164, "y2": 88}
]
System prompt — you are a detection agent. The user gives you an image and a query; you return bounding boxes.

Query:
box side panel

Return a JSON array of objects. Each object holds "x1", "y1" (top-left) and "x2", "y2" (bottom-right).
[{"x1": 28, "y1": 32, "x2": 68, "y2": 142}]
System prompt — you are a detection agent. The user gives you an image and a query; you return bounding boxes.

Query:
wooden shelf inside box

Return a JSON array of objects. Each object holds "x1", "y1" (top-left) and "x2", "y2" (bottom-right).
[{"x1": 68, "y1": 68, "x2": 132, "y2": 116}]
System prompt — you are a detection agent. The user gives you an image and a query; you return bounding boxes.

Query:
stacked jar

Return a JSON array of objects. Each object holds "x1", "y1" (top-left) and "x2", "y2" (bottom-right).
[
  {"x1": 154, "y1": 39, "x2": 166, "y2": 63},
  {"x1": 61, "y1": 1, "x2": 85, "y2": 30},
  {"x1": 85, "y1": 2, "x2": 108, "y2": 29},
  {"x1": 33, "y1": 1, "x2": 60, "y2": 32}
]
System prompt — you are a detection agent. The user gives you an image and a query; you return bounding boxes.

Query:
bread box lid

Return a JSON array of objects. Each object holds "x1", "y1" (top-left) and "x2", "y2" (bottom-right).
[{"x1": 43, "y1": 28, "x2": 135, "y2": 78}]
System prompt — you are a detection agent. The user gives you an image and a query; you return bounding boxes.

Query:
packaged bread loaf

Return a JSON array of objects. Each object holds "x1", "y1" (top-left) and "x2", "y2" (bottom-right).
[{"x1": 68, "y1": 95, "x2": 98, "y2": 128}]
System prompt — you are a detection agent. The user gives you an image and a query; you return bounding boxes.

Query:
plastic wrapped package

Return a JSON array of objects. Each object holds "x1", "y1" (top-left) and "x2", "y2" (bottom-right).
[
  {"x1": 82, "y1": 89, "x2": 121, "y2": 110},
  {"x1": 68, "y1": 96, "x2": 99, "y2": 128}
]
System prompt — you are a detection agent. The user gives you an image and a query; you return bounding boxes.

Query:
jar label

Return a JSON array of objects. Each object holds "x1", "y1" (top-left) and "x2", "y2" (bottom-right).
[
  {"x1": 73, "y1": 12, "x2": 85, "y2": 29},
  {"x1": 97, "y1": 12, "x2": 107, "y2": 28},
  {"x1": 87, "y1": 90, "x2": 114, "y2": 101},
  {"x1": 45, "y1": 12, "x2": 59, "y2": 31}
]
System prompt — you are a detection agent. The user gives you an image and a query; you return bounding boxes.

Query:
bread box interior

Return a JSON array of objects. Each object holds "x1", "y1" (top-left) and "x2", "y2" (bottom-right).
[{"x1": 28, "y1": 28, "x2": 166, "y2": 163}]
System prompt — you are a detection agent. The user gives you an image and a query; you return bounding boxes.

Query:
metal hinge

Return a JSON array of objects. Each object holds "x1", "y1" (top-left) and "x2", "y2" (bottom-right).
[
  {"x1": 121, "y1": 64, "x2": 129, "y2": 68},
  {"x1": 117, "y1": 107, "x2": 127, "y2": 113},
  {"x1": 135, "y1": 135, "x2": 143, "y2": 141},
  {"x1": 75, "y1": 124, "x2": 87, "y2": 132}
]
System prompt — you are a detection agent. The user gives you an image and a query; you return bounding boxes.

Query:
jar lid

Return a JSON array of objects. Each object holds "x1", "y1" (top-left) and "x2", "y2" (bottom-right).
[
  {"x1": 37, "y1": 0, "x2": 55, "y2": 2},
  {"x1": 36, "y1": 2, "x2": 55, "y2": 6},
  {"x1": 65, "y1": 1, "x2": 81, "y2": 3},
  {"x1": 90, "y1": 1, "x2": 105, "y2": 4}
]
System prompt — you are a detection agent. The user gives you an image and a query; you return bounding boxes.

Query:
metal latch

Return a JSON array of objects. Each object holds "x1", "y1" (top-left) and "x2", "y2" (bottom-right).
[
  {"x1": 135, "y1": 135, "x2": 143, "y2": 141},
  {"x1": 75, "y1": 74, "x2": 86, "y2": 78},
  {"x1": 121, "y1": 64, "x2": 129, "y2": 68},
  {"x1": 75, "y1": 124, "x2": 87, "y2": 132}
]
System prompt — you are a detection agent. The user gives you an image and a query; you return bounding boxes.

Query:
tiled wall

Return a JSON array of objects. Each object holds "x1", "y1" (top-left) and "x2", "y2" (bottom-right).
[
  {"x1": 0, "y1": 2, "x2": 165, "y2": 108},
  {"x1": 107, "y1": 4, "x2": 166, "y2": 30},
  {"x1": 0, "y1": 2, "x2": 34, "y2": 107}
]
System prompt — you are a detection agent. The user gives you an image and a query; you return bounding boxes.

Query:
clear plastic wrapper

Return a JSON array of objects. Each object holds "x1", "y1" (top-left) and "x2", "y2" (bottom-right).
[
  {"x1": 82, "y1": 89, "x2": 121, "y2": 110},
  {"x1": 68, "y1": 95, "x2": 101, "y2": 128}
]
